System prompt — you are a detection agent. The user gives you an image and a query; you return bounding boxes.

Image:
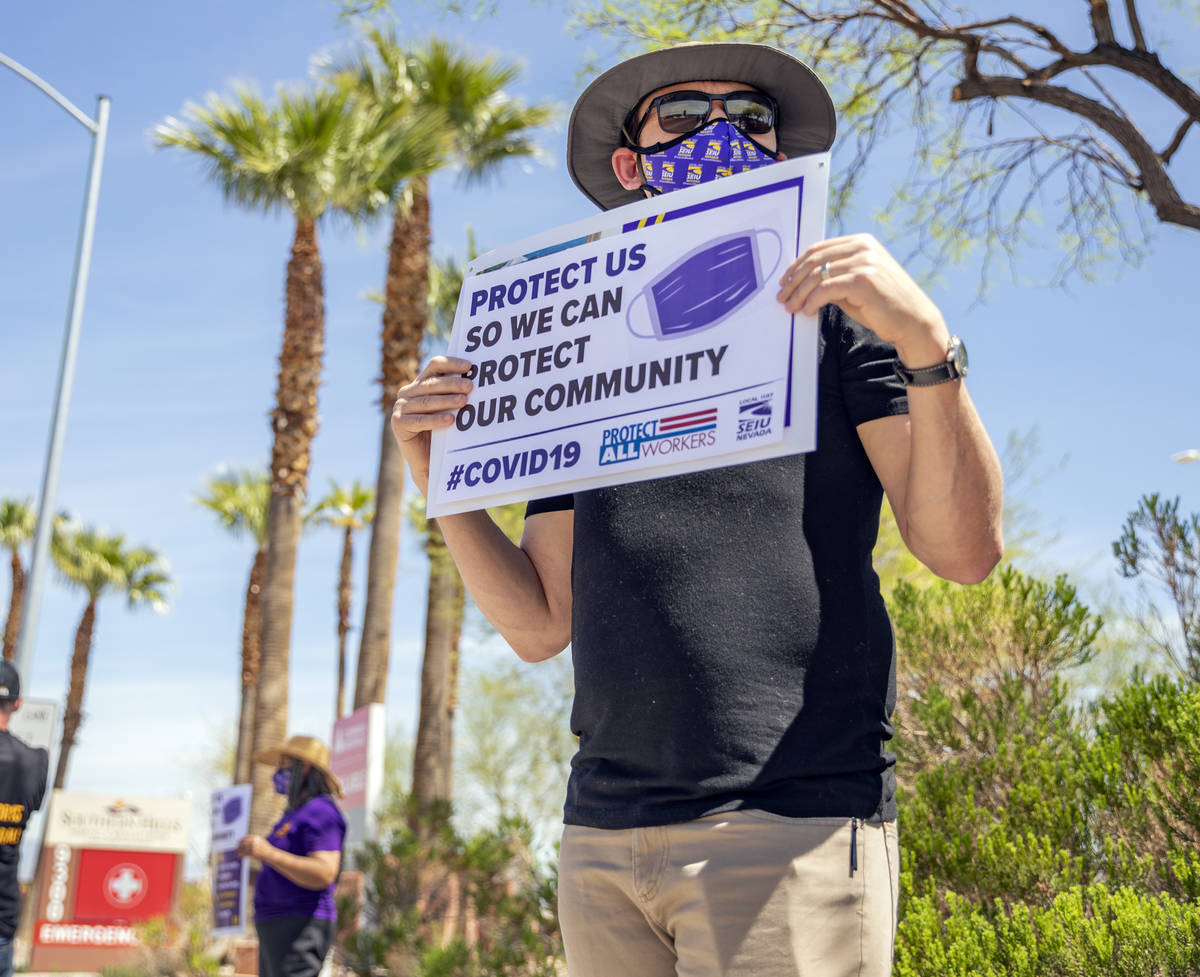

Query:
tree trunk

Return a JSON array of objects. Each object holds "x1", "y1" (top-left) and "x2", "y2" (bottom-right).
[
  {"x1": 54, "y1": 598, "x2": 96, "y2": 790},
  {"x1": 250, "y1": 218, "x2": 326, "y2": 838},
  {"x1": 235, "y1": 546, "x2": 266, "y2": 785},
  {"x1": 336, "y1": 525, "x2": 353, "y2": 720},
  {"x1": 411, "y1": 518, "x2": 465, "y2": 832},
  {"x1": 2, "y1": 550, "x2": 24, "y2": 662},
  {"x1": 354, "y1": 182, "x2": 431, "y2": 710}
]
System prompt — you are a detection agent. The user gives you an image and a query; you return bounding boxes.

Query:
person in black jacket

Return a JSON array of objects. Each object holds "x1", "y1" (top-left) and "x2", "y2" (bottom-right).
[{"x1": 0, "y1": 661, "x2": 48, "y2": 977}]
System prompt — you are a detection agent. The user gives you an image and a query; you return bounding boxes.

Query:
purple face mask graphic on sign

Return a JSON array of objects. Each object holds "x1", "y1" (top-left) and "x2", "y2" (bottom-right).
[
  {"x1": 627, "y1": 229, "x2": 782, "y2": 340},
  {"x1": 222, "y1": 796, "x2": 243, "y2": 825}
]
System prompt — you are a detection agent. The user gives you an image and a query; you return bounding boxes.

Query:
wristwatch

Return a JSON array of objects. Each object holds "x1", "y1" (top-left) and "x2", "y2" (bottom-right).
[{"x1": 893, "y1": 335, "x2": 968, "y2": 387}]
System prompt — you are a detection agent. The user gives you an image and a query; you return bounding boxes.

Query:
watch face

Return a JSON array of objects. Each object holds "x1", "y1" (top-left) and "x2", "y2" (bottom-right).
[{"x1": 950, "y1": 336, "x2": 968, "y2": 376}]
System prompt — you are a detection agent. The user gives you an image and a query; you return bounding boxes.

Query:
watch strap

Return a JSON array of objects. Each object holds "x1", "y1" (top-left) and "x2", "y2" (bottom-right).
[{"x1": 893, "y1": 336, "x2": 967, "y2": 387}]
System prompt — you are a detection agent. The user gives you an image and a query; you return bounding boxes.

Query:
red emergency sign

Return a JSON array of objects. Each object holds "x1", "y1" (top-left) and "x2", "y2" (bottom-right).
[{"x1": 71, "y1": 848, "x2": 177, "y2": 922}]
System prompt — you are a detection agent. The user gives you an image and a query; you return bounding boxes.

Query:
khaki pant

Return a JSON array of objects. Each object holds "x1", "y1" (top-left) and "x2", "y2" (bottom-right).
[{"x1": 558, "y1": 812, "x2": 899, "y2": 977}]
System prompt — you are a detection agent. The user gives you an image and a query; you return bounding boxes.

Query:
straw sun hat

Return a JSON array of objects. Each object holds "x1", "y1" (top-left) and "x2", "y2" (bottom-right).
[
  {"x1": 254, "y1": 734, "x2": 344, "y2": 797},
  {"x1": 567, "y1": 42, "x2": 837, "y2": 212}
]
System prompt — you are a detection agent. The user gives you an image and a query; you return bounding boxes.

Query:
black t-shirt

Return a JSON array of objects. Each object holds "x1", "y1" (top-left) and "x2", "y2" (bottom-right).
[
  {"x1": 0, "y1": 729, "x2": 49, "y2": 938},
  {"x1": 527, "y1": 305, "x2": 908, "y2": 828}
]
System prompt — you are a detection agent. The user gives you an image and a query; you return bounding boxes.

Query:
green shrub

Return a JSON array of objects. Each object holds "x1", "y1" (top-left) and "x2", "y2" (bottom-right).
[
  {"x1": 338, "y1": 795, "x2": 561, "y2": 977},
  {"x1": 97, "y1": 880, "x2": 220, "y2": 977},
  {"x1": 891, "y1": 566, "x2": 1102, "y2": 782},
  {"x1": 899, "y1": 674, "x2": 1200, "y2": 904},
  {"x1": 896, "y1": 876, "x2": 1200, "y2": 977}
]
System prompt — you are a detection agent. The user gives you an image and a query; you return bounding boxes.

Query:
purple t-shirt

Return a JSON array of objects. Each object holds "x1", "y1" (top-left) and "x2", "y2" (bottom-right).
[{"x1": 253, "y1": 794, "x2": 345, "y2": 921}]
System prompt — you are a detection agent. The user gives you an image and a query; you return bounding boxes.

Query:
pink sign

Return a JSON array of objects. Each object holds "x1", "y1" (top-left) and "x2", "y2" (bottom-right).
[
  {"x1": 330, "y1": 704, "x2": 385, "y2": 852},
  {"x1": 330, "y1": 709, "x2": 370, "y2": 809}
]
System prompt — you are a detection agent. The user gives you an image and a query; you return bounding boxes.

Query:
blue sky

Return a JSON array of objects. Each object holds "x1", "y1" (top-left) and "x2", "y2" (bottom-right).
[{"x1": 2, "y1": 1, "x2": 1197, "y2": 870}]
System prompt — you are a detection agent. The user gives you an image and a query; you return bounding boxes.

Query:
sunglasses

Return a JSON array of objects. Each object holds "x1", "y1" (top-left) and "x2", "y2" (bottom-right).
[{"x1": 635, "y1": 89, "x2": 778, "y2": 138}]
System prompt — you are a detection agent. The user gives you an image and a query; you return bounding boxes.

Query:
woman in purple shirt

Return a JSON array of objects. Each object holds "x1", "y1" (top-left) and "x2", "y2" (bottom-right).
[{"x1": 238, "y1": 735, "x2": 346, "y2": 977}]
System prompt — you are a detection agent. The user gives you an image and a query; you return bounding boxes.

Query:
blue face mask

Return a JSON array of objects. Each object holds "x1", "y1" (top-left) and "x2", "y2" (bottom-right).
[
  {"x1": 272, "y1": 769, "x2": 291, "y2": 796},
  {"x1": 637, "y1": 119, "x2": 776, "y2": 195}
]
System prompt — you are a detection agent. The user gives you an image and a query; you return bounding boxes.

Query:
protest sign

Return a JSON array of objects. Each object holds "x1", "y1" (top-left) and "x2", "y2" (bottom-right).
[
  {"x1": 426, "y1": 152, "x2": 829, "y2": 517},
  {"x1": 210, "y1": 784, "x2": 251, "y2": 938}
]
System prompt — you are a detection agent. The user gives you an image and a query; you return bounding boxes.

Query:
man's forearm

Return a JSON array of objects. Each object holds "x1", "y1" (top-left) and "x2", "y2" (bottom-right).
[
  {"x1": 391, "y1": 356, "x2": 573, "y2": 660},
  {"x1": 901, "y1": 380, "x2": 1004, "y2": 583},
  {"x1": 438, "y1": 509, "x2": 571, "y2": 661}
]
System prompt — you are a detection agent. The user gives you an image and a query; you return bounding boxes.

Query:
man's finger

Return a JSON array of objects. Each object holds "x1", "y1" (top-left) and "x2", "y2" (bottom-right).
[
  {"x1": 779, "y1": 238, "x2": 864, "y2": 291},
  {"x1": 400, "y1": 375, "x2": 473, "y2": 402},
  {"x1": 391, "y1": 410, "x2": 458, "y2": 434},
  {"x1": 422, "y1": 355, "x2": 473, "y2": 377},
  {"x1": 395, "y1": 393, "x2": 467, "y2": 416},
  {"x1": 778, "y1": 258, "x2": 840, "y2": 313}
]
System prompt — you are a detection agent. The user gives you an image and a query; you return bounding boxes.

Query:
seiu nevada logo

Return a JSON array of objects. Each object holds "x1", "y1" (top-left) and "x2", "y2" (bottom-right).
[
  {"x1": 737, "y1": 395, "x2": 773, "y2": 442},
  {"x1": 599, "y1": 407, "x2": 719, "y2": 465}
]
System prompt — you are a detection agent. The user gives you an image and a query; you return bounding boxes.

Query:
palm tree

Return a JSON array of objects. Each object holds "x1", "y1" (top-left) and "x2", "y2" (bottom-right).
[
  {"x1": 309, "y1": 480, "x2": 375, "y2": 719},
  {"x1": 407, "y1": 495, "x2": 526, "y2": 829},
  {"x1": 408, "y1": 243, "x2": 510, "y2": 822},
  {"x1": 155, "y1": 82, "x2": 424, "y2": 834},
  {"x1": 410, "y1": 511, "x2": 466, "y2": 817},
  {"x1": 195, "y1": 469, "x2": 270, "y2": 785},
  {"x1": 330, "y1": 32, "x2": 554, "y2": 711},
  {"x1": 0, "y1": 500, "x2": 35, "y2": 662},
  {"x1": 51, "y1": 526, "x2": 169, "y2": 789}
]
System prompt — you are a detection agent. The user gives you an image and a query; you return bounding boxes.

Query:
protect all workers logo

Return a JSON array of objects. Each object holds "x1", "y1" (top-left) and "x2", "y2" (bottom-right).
[
  {"x1": 736, "y1": 393, "x2": 774, "y2": 442},
  {"x1": 599, "y1": 407, "x2": 718, "y2": 466}
]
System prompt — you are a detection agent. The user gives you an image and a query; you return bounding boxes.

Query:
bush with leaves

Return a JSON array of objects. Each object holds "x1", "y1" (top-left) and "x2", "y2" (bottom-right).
[
  {"x1": 897, "y1": 673, "x2": 1200, "y2": 904},
  {"x1": 338, "y1": 795, "x2": 562, "y2": 977},
  {"x1": 890, "y1": 564, "x2": 1102, "y2": 782},
  {"x1": 895, "y1": 880, "x2": 1200, "y2": 977},
  {"x1": 1113, "y1": 493, "x2": 1200, "y2": 682},
  {"x1": 890, "y1": 560, "x2": 1200, "y2": 972},
  {"x1": 97, "y1": 881, "x2": 221, "y2": 977},
  {"x1": 1087, "y1": 675, "x2": 1200, "y2": 901}
]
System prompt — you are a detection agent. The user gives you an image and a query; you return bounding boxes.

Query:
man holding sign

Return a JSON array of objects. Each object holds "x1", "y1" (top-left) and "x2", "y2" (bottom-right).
[{"x1": 394, "y1": 42, "x2": 1002, "y2": 977}]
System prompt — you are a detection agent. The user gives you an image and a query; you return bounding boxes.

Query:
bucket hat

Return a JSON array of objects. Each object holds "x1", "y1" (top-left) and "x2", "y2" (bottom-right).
[
  {"x1": 253, "y1": 734, "x2": 344, "y2": 797},
  {"x1": 567, "y1": 42, "x2": 836, "y2": 211}
]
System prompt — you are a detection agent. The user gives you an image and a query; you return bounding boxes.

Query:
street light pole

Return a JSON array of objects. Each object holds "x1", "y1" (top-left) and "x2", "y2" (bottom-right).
[{"x1": 0, "y1": 53, "x2": 110, "y2": 682}]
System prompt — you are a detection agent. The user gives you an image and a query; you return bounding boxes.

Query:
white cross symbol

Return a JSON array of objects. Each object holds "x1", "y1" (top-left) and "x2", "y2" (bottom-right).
[{"x1": 108, "y1": 867, "x2": 143, "y2": 904}]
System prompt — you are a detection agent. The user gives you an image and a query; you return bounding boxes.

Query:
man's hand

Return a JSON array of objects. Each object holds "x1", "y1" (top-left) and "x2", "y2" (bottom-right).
[
  {"x1": 236, "y1": 834, "x2": 268, "y2": 860},
  {"x1": 776, "y1": 233, "x2": 949, "y2": 366},
  {"x1": 391, "y1": 356, "x2": 474, "y2": 497}
]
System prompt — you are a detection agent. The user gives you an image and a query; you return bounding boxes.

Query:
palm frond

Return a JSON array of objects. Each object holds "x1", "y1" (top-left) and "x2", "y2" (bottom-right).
[
  {"x1": 155, "y1": 81, "x2": 387, "y2": 223},
  {"x1": 325, "y1": 31, "x2": 556, "y2": 193},
  {"x1": 52, "y1": 525, "x2": 171, "y2": 608},
  {"x1": 0, "y1": 499, "x2": 35, "y2": 550},
  {"x1": 194, "y1": 468, "x2": 271, "y2": 547},
  {"x1": 456, "y1": 95, "x2": 556, "y2": 185},
  {"x1": 308, "y1": 478, "x2": 377, "y2": 529},
  {"x1": 428, "y1": 230, "x2": 478, "y2": 341}
]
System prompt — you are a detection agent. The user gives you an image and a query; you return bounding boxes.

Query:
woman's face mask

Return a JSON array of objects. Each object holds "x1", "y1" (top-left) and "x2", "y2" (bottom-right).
[
  {"x1": 637, "y1": 119, "x2": 777, "y2": 195},
  {"x1": 272, "y1": 768, "x2": 291, "y2": 796}
]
